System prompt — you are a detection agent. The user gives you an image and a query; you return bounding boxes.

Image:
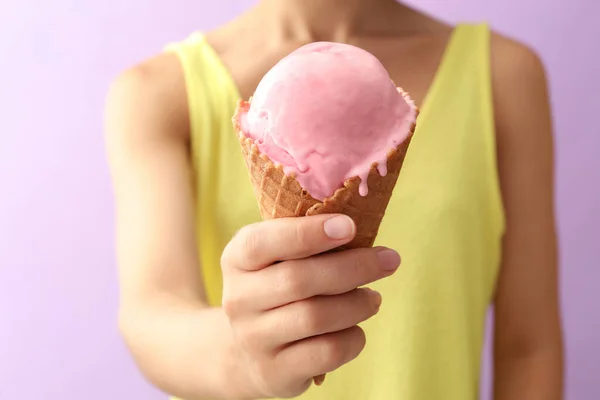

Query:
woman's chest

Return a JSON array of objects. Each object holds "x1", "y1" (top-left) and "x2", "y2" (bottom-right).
[{"x1": 211, "y1": 31, "x2": 453, "y2": 108}]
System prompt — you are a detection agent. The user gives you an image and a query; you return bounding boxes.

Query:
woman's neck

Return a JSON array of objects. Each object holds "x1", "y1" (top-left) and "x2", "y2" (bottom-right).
[{"x1": 256, "y1": 0, "x2": 398, "y2": 43}]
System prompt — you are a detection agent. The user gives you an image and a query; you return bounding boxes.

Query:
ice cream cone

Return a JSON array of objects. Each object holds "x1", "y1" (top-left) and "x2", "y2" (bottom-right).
[
  {"x1": 232, "y1": 41, "x2": 417, "y2": 387},
  {"x1": 234, "y1": 96, "x2": 416, "y2": 386},
  {"x1": 234, "y1": 99, "x2": 417, "y2": 250}
]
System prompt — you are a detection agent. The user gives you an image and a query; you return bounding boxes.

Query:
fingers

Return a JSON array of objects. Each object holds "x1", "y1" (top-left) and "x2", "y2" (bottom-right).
[
  {"x1": 281, "y1": 326, "x2": 367, "y2": 380},
  {"x1": 276, "y1": 247, "x2": 400, "y2": 299},
  {"x1": 222, "y1": 214, "x2": 356, "y2": 271},
  {"x1": 241, "y1": 246, "x2": 400, "y2": 311},
  {"x1": 220, "y1": 216, "x2": 396, "y2": 398},
  {"x1": 260, "y1": 288, "x2": 381, "y2": 347}
]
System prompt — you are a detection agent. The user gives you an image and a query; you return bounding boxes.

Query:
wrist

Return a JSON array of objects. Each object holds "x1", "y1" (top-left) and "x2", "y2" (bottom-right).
[{"x1": 217, "y1": 317, "x2": 265, "y2": 400}]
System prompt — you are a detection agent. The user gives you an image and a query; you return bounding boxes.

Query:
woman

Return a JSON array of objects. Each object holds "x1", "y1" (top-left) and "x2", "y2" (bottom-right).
[{"x1": 105, "y1": 0, "x2": 563, "y2": 399}]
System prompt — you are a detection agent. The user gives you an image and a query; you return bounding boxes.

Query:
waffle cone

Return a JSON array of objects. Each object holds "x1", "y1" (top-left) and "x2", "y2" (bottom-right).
[{"x1": 233, "y1": 100, "x2": 417, "y2": 250}]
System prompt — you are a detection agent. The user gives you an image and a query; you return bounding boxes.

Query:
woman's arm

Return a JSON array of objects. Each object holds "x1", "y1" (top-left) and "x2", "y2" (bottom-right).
[
  {"x1": 491, "y1": 34, "x2": 564, "y2": 399},
  {"x1": 104, "y1": 53, "x2": 386, "y2": 400},
  {"x1": 105, "y1": 53, "x2": 252, "y2": 400}
]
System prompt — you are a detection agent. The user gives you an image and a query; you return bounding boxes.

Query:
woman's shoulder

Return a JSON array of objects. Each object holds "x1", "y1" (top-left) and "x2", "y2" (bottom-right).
[
  {"x1": 489, "y1": 29, "x2": 548, "y2": 138},
  {"x1": 490, "y1": 30, "x2": 547, "y2": 90},
  {"x1": 106, "y1": 52, "x2": 191, "y2": 144}
]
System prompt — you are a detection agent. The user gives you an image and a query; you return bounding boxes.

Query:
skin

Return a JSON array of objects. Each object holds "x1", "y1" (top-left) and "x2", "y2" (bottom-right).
[{"x1": 105, "y1": 0, "x2": 564, "y2": 399}]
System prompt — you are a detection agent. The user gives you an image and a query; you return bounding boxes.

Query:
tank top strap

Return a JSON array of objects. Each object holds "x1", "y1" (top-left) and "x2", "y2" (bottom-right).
[
  {"x1": 165, "y1": 32, "x2": 241, "y2": 151},
  {"x1": 422, "y1": 23, "x2": 492, "y2": 115},
  {"x1": 414, "y1": 23, "x2": 504, "y2": 233},
  {"x1": 165, "y1": 33, "x2": 244, "y2": 306}
]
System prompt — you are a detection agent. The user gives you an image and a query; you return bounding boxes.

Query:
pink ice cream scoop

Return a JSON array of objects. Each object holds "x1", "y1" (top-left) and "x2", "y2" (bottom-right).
[{"x1": 239, "y1": 41, "x2": 417, "y2": 201}]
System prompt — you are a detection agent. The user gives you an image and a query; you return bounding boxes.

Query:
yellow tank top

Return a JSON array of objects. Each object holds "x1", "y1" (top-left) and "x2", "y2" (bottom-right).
[{"x1": 166, "y1": 23, "x2": 504, "y2": 400}]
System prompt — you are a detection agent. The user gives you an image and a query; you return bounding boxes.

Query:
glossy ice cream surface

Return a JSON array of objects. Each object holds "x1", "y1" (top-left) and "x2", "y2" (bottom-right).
[{"x1": 239, "y1": 42, "x2": 417, "y2": 201}]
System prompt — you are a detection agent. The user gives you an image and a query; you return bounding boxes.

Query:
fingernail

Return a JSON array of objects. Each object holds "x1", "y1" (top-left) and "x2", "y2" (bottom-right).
[
  {"x1": 366, "y1": 289, "x2": 382, "y2": 308},
  {"x1": 377, "y1": 248, "x2": 401, "y2": 271},
  {"x1": 323, "y1": 215, "x2": 355, "y2": 240}
]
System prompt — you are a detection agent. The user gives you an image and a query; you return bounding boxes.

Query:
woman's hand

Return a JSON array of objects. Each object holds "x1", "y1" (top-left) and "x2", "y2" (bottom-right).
[{"x1": 221, "y1": 214, "x2": 400, "y2": 398}]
